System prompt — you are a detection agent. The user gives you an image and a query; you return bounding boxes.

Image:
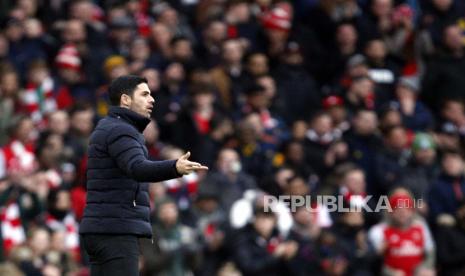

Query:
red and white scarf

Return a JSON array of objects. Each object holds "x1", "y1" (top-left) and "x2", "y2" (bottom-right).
[
  {"x1": 45, "y1": 213, "x2": 80, "y2": 260},
  {"x1": 0, "y1": 202, "x2": 26, "y2": 255},
  {"x1": 20, "y1": 77, "x2": 58, "y2": 126},
  {"x1": 163, "y1": 172, "x2": 199, "y2": 210},
  {"x1": 164, "y1": 172, "x2": 198, "y2": 195},
  {"x1": 0, "y1": 140, "x2": 36, "y2": 176}
]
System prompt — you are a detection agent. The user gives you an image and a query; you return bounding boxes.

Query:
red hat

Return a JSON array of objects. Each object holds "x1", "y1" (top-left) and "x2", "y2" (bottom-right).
[
  {"x1": 55, "y1": 44, "x2": 81, "y2": 71},
  {"x1": 322, "y1": 95, "x2": 344, "y2": 109},
  {"x1": 389, "y1": 191, "x2": 414, "y2": 210},
  {"x1": 261, "y1": 3, "x2": 292, "y2": 32}
]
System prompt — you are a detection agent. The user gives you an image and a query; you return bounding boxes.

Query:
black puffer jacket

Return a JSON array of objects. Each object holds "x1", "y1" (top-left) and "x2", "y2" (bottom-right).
[{"x1": 80, "y1": 106, "x2": 180, "y2": 237}]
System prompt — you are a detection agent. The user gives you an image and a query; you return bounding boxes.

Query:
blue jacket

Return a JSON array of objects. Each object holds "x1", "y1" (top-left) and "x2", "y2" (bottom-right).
[
  {"x1": 79, "y1": 106, "x2": 180, "y2": 237},
  {"x1": 428, "y1": 173, "x2": 465, "y2": 222}
]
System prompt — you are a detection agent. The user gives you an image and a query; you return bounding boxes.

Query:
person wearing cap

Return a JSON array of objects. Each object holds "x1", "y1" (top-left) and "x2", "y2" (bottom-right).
[
  {"x1": 95, "y1": 55, "x2": 130, "y2": 116},
  {"x1": 108, "y1": 16, "x2": 136, "y2": 56},
  {"x1": 273, "y1": 40, "x2": 320, "y2": 123},
  {"x1": 260, "y1": 2, "x2": 293, "y2": 58},
  {"x1": 368, "y1": 187, "x2": 436, "y2": 276},
  {"x1": 79, "y1": 75, "x2": 208, "y2": 276},
  {"x1": 55, "y1": 43, "x2": 91, "y2": 102},
  {"x1": 344, "y1": 75, "x2": 376, "y2": 112},
  {"x1": 394, "y1": 76, "x2": 434, "y2": 131},
  {"x1": 322, "y1": 95, "x2": 350, "y2": 134},
  {"x1": 337, "y1": 54, "x2": 370, "y2": 92},
  {"x1": 399, "y1": 133, "x2": 439, "y2": 201},
  {"x1": 435, "y1": 122, "x2": 462, "y2": 152}
]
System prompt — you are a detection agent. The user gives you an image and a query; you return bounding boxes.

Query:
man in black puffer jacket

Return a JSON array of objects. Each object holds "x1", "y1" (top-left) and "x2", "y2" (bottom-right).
[{"x1": 79, "y1": 75, "x2": 208, "y2": 276}]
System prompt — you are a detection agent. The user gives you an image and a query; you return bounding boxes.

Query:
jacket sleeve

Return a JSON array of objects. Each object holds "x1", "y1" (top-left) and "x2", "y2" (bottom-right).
[{"x1": 107, "y1": 126, "x2": 181, "y2": 182}]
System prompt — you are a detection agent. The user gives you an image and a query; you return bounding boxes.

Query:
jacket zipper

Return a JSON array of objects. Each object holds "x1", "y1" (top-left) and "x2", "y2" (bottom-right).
[{"x1": 133, "y1": 184, "x2": 140, "y2": 207}]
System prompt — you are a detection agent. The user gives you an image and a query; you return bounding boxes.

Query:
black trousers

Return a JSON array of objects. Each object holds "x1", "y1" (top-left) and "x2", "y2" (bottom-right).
[{"x1": 81, "y1": 234, "x2": 140, "y2": 276}]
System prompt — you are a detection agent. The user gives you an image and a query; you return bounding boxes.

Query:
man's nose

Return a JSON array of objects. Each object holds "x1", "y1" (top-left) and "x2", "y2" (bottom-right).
[{"x1": 149, "y1": 95, "x2": 155, "y2": 103}]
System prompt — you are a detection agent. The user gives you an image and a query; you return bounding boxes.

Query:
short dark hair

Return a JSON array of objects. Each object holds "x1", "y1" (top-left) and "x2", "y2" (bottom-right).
[
  {"x1": 109, "y1": 75, "x2": 148, "y2": 105},
  {"x1": 441, "y1": 149, "x2": 464, "y2": 160},
  {"x1": 170, "y1": 35, "x2": 190, "y2": 47}
]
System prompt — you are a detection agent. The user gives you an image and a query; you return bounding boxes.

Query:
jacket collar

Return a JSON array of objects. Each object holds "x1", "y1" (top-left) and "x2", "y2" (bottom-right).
[
  {"x1": 108, "y1": 106, "x2": 151, "y2": 133},
  {"x1": 440, "y1": 173, "x2": 465, "y2": 183}
]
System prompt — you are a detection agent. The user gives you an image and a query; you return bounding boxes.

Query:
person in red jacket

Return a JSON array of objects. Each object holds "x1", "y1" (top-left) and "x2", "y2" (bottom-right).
[{"x1": 368, "y1": 187, "x2": 435, "y2": 276}]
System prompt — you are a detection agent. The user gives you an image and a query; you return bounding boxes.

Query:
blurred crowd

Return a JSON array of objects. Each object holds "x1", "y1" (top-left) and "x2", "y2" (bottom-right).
[{"x1": 0, "y1": 0, "x2": 465, "y2": 275}]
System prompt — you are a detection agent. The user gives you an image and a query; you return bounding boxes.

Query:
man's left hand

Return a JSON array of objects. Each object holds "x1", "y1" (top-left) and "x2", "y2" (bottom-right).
[{"x1": 176, "y1": 151, "x2": 209, "y2": 175}]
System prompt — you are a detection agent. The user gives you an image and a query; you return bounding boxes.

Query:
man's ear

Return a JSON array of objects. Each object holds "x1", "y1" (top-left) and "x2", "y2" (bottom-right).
[{"x1": 120, "y1": 94, "x2": 131, "y2": 107}]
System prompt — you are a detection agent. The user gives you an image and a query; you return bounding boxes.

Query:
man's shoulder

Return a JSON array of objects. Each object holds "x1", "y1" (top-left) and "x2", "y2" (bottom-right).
[{"x1": 94, "y1": 117, "x2": 140, "y2": 142}]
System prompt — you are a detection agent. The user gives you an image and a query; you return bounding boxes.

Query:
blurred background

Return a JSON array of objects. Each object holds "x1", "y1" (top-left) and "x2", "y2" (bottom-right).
[{"x1": 0, "y1": 0, "x2": 465, "y2": 275}]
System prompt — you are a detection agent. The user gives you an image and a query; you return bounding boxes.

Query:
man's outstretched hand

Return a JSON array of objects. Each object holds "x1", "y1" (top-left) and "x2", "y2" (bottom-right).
[{"x1": 175, "y1": 151, "x2": 209, "y2": 175}]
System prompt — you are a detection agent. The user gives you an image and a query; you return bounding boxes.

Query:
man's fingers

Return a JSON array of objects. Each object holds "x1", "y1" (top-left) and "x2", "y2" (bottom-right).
[
  {"x1": 187, "y1": 161, "x2": 202, "y2": 167},
  {"x1": 180, "y1": 151, "x2": 191, "y2": 160},
  {"x1": 194, "y1": 165, "x2": 209, "y2": 170},
  {"x1": 178, "y1": 155, "x2": 208, "y2": 174},
  {"x1": 185, "y1": 162, "x2": 209, "y2": 171}
]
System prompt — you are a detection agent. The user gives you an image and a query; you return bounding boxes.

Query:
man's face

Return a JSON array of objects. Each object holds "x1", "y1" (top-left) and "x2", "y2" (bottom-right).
[
  {"x1": 287, "y1": 177, "x2": 309, "y2": 196},
  {"x1": 372, "y1": 0, "x2": 392, "y2": 18},
  {"x1": 63, "y1": 20, "x2": 86, "y2": 43},
  {"x1": 127, "y1": 83, "x2": 154, "y2": 118},
  {"x1": 337, "y1": 24, "x2": 357, "y2": 46},
  {"x1": 222, "y1": 40, "x2": 243, "y2": 64},
  {"x1": 354, "y1": 111, "x2": 377, "y2": 135},
  {"x1": 253, "y1": 215, "x2": 276, "y2": 238},
  {"x1": 16, "y1": 118, "x2": 35, "y2": 144},
  {"x1": 344, "y1": 170, "x2": 366, "y2": 194},
  {"x1": 442, "y1": 100, "x2": 464, "y2": 122},
  {"x1": 433, "y1": 0, "x2": 452, "y2": 11},
  {"x1": 257, "y1": 76, "x2": 276, "y2": 99},
  {"x1": 312, "y1": 115, "x2": 333, "y2": 136},
  {"x1": 386, "y1": 127, "x2": 407, "y2": 150},
  {"x1": 159, "y1": 202, "x2": 178, "y2": 227},
  {"x1": 391, "y1": 207, "x2": 414, "y2": 227},
  {"x1": 365, "y1": 40, "x2": 386, "y2": 61},
  {"x1": 217, "y1": 149, "x2": 241, "y2": 174},
  {"x1": 444, "y1": 25, "x2": 463, "y2": 51},
  {"x1": 414, "y1": 148, "x2": 436, "y2": 165},
  {"x1": 49, "y1": 111, "x2": 69, "y2": 135},
  {"x1": 71, "y1": 109, "x2": 94, "y2": 136},
  {"x1": 205, "y1": 21, "x2": 226, "y2": 43},
  {"x1": 141, "y1": 69, "x2": 161, "y2": 92},
  {"x1": 247, "y1": 54, "x2": 268, "y2": 76},
  {"x1": 172, "y1": 40, "x2": 192, "y2": 61},
  {"x1": 30, "y1": 229, "x2": 50, "y2": 256},
  {"x1": 442, "y1": 154, "x2": 464, "y2": 177}
]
